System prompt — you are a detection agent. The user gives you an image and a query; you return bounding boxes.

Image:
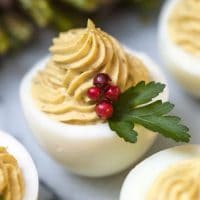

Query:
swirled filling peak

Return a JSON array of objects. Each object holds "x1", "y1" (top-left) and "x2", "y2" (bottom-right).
[
  {"x1": 168, "y1": 0, "x2": 200, "y2": 56},
  {"x1": 146, "y1": 159, "x2": 200, "y2": 200},
  {"x1": 31, "y1": 19, "x2": 149, "y2": 124},
  {"x1": 0, "y1": 147, "x2": 24, "y2": 200}
]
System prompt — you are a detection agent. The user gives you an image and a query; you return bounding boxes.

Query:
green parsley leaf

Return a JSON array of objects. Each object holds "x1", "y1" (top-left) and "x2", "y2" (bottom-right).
[
  {"x1": 108, "y1": 81, "x2": 190, "y2": 143},
  {"x1": 109, "y1": 120, "x2": 138, "y2": 143},
  {"x1": 112, "y1": 81, "x2": 165, "y2": 117}
]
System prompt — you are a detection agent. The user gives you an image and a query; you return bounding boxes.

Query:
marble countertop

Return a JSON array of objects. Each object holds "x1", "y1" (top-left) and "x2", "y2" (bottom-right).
[{"x1": 0, "y1": 9, "x2": 200, "y2": 200}]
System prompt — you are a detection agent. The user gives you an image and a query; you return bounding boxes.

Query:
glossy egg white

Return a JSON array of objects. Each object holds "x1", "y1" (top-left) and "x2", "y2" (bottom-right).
[
  {"x1": 120, "y1": 144, "x2": 200, "y2": 200},
  {"x1": 20, "y1": 48, "x2": 169, "y2": 177},
  {"x1": 158, "y1": 0, "x2": 200, "y2": 97},
  {"x1": 0, "y1": 130, "x2": 38, "y2": 200}
]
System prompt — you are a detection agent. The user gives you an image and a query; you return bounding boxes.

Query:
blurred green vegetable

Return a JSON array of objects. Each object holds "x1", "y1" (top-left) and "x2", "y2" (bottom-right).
[
  {"x1": 0, "y1": 26, "x2": 10, "y2": 55},
  {"x1": 61, "y1": 0, "x2": 117, "y2": 11},
  {"x1": 18, "y1": 0, "x2": 53, "y2": 27},
  {"x1": 2, "y1": 13, "x2": 33, "y2": 48},
  {"x1": 126, "y1": 0, "x2": 161, "y2": 12},
  {"x1": 0, "y1": 0, "x2": 160, "y2": 56}
]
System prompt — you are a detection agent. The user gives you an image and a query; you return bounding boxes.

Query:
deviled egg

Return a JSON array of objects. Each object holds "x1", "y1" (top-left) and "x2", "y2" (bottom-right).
[
  {"x1": 120, "y1": 144, "x2": 200, "y2": 200},
  {"x1": 0, "y1": 130, "x2": 38, "y2": 200},
  {"x1": 20, "y1": 20, "x2": 168, "y2": 177},
  {"x1": 159, "y1": 0, "x2": 200, "y2": 97}
]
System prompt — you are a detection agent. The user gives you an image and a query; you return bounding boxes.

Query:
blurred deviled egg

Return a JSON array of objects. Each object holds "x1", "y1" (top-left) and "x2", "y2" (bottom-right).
[
  {"x1": 20, "y1": 19, "x2": 190, "y2": 177},
  {"x1": 159, "y1": 0, "x2": 200, "y2": 97},
  {"x1": 0, "y1": 130, "x2": 38, "y2": 200},
  {"x1": 120, "y1": 144, "x2": 200, "y2": 200}
]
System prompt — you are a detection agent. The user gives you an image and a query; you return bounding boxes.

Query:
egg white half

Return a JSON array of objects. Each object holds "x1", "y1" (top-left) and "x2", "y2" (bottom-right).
[
  {"x1": 20, "y1": 48, "x2": 168, "y2": 177},
  {"x1": 158, "y1": 0, "x2": 200, "y2": 97},
  {"x1": 120, "y1": 144, "x2": 200, "y2": 200},
  {"x1": 0, "y1": 130, "x2": 38, "y2": 200}
]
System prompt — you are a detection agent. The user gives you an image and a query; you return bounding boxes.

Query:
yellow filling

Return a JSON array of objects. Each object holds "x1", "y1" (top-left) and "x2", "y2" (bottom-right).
[
  {"x1": 0, "y1": 147, "x2": 24, "y2": 200},
  {"x1": 168, "y1": 0, "x2": 200, "y2": 56},
  {"x1": 146, "y1": 159, "x2": 200, "y2": 200},
  {"x1": 32, "y1": 20, "x2": 149, "y2": 124}
]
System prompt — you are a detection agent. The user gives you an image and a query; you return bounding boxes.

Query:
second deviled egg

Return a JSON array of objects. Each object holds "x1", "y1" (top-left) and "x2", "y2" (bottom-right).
[
  {"x1": 0, "y1": 130, "x2": 38, "y2": 200},
  {"x1": 120, "y1": 144, "x2": 200, "y2": 200},
  {"x1": 20, "y1": 19, "x2": 190, "y2": 177},
  {"x1": 159, "y1": 0, "x2": 200, "y2": 97}
]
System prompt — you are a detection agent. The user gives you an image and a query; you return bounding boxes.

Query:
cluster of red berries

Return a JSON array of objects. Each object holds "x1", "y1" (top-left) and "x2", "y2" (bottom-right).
[{"x1": 87, "y1": 73, "x2": 121, "y2": 120}]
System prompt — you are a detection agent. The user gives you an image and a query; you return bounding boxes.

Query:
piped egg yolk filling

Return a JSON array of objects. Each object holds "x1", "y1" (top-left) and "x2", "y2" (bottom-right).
[
  {"x1": 146, "y1": 159, "x2": 200, "y2": 200},
  {"x1": 168, "y1": 0, "x2": 200, "y2": 56},
  {"x1": 0, "y1": 147, "x2": 24, "y2": 200},
  {"x1": 31, "y1": 20, "x2": 149, "y2": 124}
]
